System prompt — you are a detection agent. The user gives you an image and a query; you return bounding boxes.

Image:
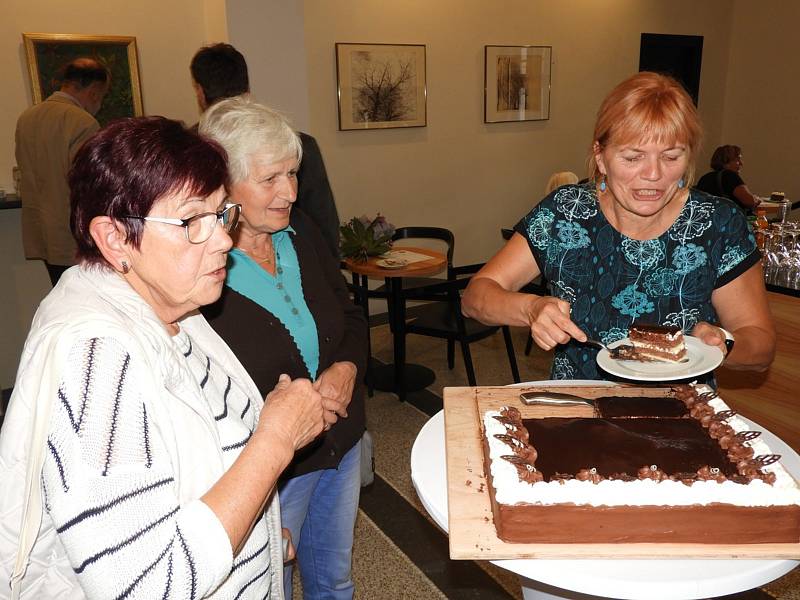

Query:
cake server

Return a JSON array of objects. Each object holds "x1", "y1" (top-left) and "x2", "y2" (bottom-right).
[{"x1": 519, "y1": 391, "x2": 594, "y2": 407}]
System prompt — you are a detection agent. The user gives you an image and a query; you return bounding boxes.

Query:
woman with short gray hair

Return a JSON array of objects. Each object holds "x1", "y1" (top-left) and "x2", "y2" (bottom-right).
[{"x1": 200, "y1": 97, "x2": 367, "y2": 600}]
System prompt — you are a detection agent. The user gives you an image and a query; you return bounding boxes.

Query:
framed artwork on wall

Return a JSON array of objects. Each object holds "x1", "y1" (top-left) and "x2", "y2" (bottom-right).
[
  {"x1": 335, "y1": 43, "x2": 427, "y2": 130},
  {"x1": 484, "y1": 45, "x2": 551, "y2": 123},
  {"x1": 22, "y1": 32, "x2": 143, "y2": 127}
]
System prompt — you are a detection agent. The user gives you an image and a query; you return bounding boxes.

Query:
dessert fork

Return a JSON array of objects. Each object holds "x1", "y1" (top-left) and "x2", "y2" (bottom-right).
[{"x1": 582, "y1": 337, "x2": 609, "y2": 352}]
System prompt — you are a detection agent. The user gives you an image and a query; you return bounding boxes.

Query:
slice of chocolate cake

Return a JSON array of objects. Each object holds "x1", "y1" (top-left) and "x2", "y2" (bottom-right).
[{"x1": 628, "y1": 324, "x2": 687, "y2": 362}]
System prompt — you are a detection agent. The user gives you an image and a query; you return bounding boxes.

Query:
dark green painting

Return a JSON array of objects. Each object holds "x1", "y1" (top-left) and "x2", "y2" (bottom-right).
[{"x1": 24, "y1": 34, "x2": 143, "y2": 127}]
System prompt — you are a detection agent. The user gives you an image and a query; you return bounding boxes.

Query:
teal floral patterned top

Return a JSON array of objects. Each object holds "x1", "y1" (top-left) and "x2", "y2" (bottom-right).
[{"x1": 514, "y1": 183, "x2": 760, "y2": 381}]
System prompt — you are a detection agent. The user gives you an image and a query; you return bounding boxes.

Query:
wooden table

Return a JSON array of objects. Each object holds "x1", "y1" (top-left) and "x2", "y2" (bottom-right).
[
  {"x1": 343, "y1": 247, "x2": 447, "y2": 400},
  {"x1": 718, "y1": 289, "x2": 800, "y2": 452}
]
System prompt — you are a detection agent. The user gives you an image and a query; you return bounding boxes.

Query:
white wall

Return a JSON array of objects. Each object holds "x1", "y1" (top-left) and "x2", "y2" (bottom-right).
[
  {"x1": 301, "y1": 0, "x2": 733, "y2": 267},
  {"x1": 720, "y1": 1, "x2": 800, "y2": 200},
  {"x1": 226, "y1": 0, "x2": 310, "y2": 130}
]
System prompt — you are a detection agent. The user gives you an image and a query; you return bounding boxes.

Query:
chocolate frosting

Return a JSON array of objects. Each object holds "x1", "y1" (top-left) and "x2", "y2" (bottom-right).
[
  {"x1": 595, "y1": 396, "x2": 689, "y2": 418},
  {"x1": 522, "y1": 417, "x2": 736, "y2": 479}
]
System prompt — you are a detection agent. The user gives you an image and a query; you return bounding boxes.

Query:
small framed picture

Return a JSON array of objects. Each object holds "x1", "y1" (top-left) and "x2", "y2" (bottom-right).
[
  {"x1": 22, "y1": 32, "x2": 144, "y2": 127},
  {"x1": 484, "y1": 45, "x2": 552, "y2": 123},
  {"x1": 336, "y1": 43, "x2": 427, "y2": 131}
]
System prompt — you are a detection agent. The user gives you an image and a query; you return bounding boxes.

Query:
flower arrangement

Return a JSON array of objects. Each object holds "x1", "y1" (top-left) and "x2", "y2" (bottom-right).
[{"x1": 339, "y1": 213, "x2": 396, "y2": 262}]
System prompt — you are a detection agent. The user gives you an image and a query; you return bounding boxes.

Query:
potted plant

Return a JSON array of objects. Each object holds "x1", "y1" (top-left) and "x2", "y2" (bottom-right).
[{"x1": 340, "y1": 214, "x2": 395, "y2": 263}]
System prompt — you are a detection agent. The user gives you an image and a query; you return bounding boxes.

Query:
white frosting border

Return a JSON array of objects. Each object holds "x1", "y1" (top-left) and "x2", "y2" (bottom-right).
[{"x1": 484, "y1": 393, "x2": 800, "y2": 507}]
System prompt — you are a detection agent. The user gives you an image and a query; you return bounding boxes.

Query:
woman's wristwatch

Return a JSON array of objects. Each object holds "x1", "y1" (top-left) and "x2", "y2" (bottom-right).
[{"x1": 719, "y1": 327, "x2": 735, "y2": 354}]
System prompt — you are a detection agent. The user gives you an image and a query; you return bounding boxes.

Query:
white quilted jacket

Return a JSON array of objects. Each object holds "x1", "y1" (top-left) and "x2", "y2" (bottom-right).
[{"x1": 0, "y1": 265, "x2": 285, "y2": 599}]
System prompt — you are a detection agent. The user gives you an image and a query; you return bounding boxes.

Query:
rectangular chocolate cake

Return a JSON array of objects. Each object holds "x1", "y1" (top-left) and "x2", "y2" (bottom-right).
[{"x1": 481, "y1": 385, "x2": 800, "y2": 544}]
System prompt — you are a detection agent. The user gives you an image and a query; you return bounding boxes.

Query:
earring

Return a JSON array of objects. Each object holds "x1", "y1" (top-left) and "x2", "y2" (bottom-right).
[
  {"x1": 121, "y1": 260, "x2": 130, "y2": 274},
  {"x1": 677, "y1": 177, "x2": 686, "y2": 189},
  {"x1": 599, "y1": 174, "x2": 607, "y2": 192}
]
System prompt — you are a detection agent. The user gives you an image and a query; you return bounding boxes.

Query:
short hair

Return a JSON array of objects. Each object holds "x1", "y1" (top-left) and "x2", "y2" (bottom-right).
[
  {"x1": 710, "y1": 145, "x2": 742, "y2": 171},
  {"x1": 589, "y1": 72, "x2": 703, "y2": 185},
  {"x1": 59, "y1": 58, "x2": 109, "y2": 89},
  {"x1": 545, "y1": 171, "x2": 579, "y2": 195},
  {"x1": 199, "y1": 96, "x2": 302, "y2": 184},
  {"x1": 190, "y1": 43, "x2": 249, "y2": 106},
  {"x1": 70, "y1": 116, "x2": 228, "y2": 267}
]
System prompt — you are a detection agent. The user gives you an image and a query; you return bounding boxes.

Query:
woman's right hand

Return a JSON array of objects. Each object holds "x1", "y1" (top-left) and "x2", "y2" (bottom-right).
[
  {"x1": 526, "y1": 295, "x2": 587, "y2": 351},
  {"x1": 257, "y1": 374, "x2": 325, "y2": 452}
]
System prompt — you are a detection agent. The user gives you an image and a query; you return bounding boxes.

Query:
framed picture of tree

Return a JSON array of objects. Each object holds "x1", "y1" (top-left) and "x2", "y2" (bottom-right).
[
  {"x1": 22, "y1": 32, "x2": 143, "y2": 127},
  {"x1": 484, "y1": 45, "x2": 551, "y2": 123},
  {"x1": 335, "y1": 43, "x2": 426, "y2": 131}
]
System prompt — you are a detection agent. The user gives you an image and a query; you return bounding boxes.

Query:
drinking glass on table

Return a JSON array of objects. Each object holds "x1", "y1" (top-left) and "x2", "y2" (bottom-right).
[
  {"x1": 763, "y1": 226, "x2": 781, "y2": 285},
  {"x1": 776, "y1": 224, "x2": 800, "y2": 289}
]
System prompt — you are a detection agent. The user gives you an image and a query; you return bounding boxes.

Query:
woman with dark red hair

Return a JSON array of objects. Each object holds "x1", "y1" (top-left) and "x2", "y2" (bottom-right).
[{"x1": 1, "y1": 116, "x2": 326, "y2": 599}]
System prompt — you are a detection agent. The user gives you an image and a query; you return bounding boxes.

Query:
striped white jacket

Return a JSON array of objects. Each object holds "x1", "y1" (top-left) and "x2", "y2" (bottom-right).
[{"x1": 0, "y1": 265, "x2": 284, "y2": 599}]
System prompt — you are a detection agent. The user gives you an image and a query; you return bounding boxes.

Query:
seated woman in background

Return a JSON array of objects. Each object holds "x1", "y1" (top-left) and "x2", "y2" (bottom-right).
[
  {"x1": 199, "y1": 97, "x2": 367, "y2": 600},
  {"x1": 544, "y1": 171, "x2": 579, "y2": 195},
  {"x1": 695, "y1": 144, "x2": 761, "y2": 214},
  {"x1": 463, "y1": 72, "x2": 775, "y2": 382},
  {"x1": 0, "y1": 117, "x2": 326, "y2": 599}
]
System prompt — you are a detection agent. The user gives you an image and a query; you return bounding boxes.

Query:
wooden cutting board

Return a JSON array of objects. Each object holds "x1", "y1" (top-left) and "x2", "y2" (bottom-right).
[{"x1": 443, "y1": 385, "x2": 800, "y2": 559}]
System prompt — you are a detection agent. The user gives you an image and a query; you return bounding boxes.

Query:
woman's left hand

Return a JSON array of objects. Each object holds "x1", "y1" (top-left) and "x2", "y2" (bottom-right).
[
  {"x1": 314, "y1": 361, "x2": 357, "y2": 426},
  {"x1": 690, "y1": 322, "x2": 728, "y2": 356},
  {"x1": 282, "y1": 528, "x2": 295, "y2": 563}
]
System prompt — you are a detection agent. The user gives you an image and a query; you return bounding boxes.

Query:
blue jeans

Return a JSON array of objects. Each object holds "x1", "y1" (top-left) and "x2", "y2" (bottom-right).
[{"x1": 279, "y1": 440, "x2": 361, "y2": 600}]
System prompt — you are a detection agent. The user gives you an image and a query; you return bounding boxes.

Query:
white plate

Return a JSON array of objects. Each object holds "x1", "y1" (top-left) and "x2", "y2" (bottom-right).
[
  {"x1": 375, "y1": 258, "x2": 408, "y2": 269},
  {"x1": 596, "y1": 336, "x2": 724, "y2": 382}
]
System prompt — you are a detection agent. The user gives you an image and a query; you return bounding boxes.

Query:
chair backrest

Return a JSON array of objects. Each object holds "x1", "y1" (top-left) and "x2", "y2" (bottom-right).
[{"x1": 392, "y1": 226, "x2": 455, "y2": 269}]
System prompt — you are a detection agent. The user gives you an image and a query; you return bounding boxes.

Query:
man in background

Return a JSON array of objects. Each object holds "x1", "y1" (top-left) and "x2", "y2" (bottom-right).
[
  {"x1": 15, "y1": 58, "x2": 110, "y2": 285},
  {"x1": 190, "y1": 43, "x2": 341, "y2": 257}
]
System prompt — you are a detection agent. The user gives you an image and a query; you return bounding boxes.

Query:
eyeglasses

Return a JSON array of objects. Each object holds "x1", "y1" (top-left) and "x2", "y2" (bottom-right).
[{"x1": 124, "y1": 203, "x2": 241, "y2": 244}]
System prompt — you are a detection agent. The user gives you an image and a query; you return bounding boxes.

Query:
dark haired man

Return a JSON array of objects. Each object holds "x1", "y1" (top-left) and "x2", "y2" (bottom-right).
[
  {"x1": 190, "y1": 43, "x2": 341, "y2": 257},
  {"x1": 15, "y1": 57, "x2": 110, "y2": 285}
]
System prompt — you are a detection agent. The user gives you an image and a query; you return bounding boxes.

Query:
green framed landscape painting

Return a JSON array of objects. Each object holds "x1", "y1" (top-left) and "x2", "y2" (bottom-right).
[{"x1": 23, "y1": 33, "x2": 143, "y2": 127}]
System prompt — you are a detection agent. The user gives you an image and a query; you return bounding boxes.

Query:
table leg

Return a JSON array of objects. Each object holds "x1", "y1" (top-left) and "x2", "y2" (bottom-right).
[
  {"x1": 391, "y1": 277, "x2": 407, "y2": 402},
  {"x1": 369, "y1": 275, "x2": 436, "y2": 399},
  {"x1": 356, "y1": 273, "x2": 375, "y2": 397}
]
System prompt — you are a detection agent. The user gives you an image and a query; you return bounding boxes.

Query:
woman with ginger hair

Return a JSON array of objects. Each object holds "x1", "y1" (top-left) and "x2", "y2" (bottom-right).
[{"x1": 463, "y1": 72, "x2": 775, "y2": 382}]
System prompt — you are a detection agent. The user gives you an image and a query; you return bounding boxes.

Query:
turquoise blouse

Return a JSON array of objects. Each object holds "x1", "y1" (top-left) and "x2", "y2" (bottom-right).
[
  {"x1": 226, "y1": 228, "x2": 320, "y2": 378},
  {"x1": 515, "y1": 184, "x2": 760, "y2": 381}
]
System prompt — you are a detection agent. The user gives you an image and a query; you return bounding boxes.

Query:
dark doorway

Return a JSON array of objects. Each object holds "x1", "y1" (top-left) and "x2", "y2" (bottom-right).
[{"x1": 639, "y1": 33, "x2": 704, "y2": 105}]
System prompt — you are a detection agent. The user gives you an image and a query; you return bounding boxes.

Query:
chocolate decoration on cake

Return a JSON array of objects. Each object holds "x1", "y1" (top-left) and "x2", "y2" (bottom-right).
[
  {"x1": 492, "y1": 416, "x2": 530, "y2": 443},
  {"x1": 755, "y1": 454, "x2": 782, "y2": 467},
  {"x1": 696, "y1": 465, "x2": 727, "y2": 482},
  {"x1": 576, "y1": 467, "x2": 604, "y2": 484},
  {"x1": 672, "y1": 471, "x2": 699, "y2": 486},
  {"x1": 638, "y1": 465, "x2": 668, "y2": 481}
]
